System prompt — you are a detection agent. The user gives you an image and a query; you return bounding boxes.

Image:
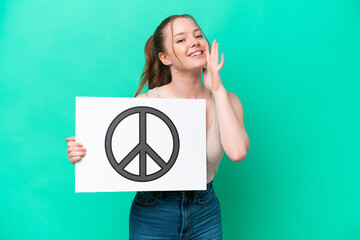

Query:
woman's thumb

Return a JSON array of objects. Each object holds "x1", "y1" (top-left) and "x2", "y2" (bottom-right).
[{"x1": 65, "y1": 137, "x2": 76, "y2": 142}]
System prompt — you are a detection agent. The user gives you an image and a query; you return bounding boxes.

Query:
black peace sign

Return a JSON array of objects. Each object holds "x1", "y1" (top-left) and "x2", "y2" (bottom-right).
[{"x1": 105, "y1": 106, "x2": 180, "y2": 182}]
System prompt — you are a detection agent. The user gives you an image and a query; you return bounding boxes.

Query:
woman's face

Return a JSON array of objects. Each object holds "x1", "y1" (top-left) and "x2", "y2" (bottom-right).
[{"x1": 159, "y1": 17, "x2": 207, "y2": 71}]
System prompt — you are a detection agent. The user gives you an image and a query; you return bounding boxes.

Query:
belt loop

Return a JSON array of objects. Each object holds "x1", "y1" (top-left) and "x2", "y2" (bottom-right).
[{"x1": 156, "y1": 191, "x2": 162, "y2": 200}]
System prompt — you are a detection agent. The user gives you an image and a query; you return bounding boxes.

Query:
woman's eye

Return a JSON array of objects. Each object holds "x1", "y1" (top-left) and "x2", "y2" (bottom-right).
[{"x1": 177, "y1": 35, "x2": 202, "y2": 43}]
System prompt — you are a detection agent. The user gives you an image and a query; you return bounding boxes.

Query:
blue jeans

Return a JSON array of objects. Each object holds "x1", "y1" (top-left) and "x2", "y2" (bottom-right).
[{"x1": 129, "y1": 180, "x2": 222, "y2": 239}]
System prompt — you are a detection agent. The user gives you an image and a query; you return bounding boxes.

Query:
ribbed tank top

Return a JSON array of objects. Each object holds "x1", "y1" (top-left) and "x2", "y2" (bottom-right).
[{"x1": 147, "y1": 87, "x2": 224, "y2": 183}]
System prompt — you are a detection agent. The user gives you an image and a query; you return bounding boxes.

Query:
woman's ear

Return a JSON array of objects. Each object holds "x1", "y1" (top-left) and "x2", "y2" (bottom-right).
[{"x1": 158, "y1": 52, "x2": 172, "y2": 66}]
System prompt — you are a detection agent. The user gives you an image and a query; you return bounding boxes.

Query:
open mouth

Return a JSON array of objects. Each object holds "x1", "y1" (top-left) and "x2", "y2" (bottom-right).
[{"x1": 188, "y1": 51, "x2": 204, "y2": 57}]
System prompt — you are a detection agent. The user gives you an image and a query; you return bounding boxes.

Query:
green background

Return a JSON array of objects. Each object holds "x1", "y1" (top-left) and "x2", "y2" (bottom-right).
[{"x1": 1, "y1": 0, "x2": 359, "y2": 239}]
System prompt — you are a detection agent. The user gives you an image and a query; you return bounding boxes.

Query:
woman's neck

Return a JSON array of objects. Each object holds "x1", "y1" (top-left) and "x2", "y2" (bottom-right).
[{"x1": 167, "y1": 70, "x2": 208, "y2": 99}]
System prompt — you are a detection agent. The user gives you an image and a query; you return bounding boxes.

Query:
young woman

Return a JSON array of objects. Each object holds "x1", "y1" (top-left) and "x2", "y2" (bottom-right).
[{"x1": 66, "y1": 14, "x2": 250, "y2": 239}]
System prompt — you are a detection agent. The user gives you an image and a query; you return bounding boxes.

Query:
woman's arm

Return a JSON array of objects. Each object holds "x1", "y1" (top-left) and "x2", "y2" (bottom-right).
[
  {"x1": 202, "y1": 39, "x2": 250, "y2": 162},
  {"x1": 212, "y1": 84, "x2": 250, "y2": 162}
]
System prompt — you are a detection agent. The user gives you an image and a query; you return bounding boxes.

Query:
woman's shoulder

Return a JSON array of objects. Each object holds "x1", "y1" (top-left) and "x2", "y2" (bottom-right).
[
  {"x1": 135, "y1": 86, "x2": 160, "y2": 98},
  {"x1": 226, "y1": 91, "x2": 245, "y2": 122},
  {"x1": 135, "y1": 92, "x2": 148, "y2": 98}
]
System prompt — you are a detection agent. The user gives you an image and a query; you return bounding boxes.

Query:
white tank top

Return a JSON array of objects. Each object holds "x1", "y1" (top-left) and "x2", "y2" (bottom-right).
[{"x1": 147, "y1": 87, "x2": 224, "y2": 183}]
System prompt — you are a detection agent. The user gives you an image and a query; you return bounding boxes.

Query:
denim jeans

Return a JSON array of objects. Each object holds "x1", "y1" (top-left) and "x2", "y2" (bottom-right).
[{"x1": 129, "y1": 180, "x2": 222, "y2": 240}]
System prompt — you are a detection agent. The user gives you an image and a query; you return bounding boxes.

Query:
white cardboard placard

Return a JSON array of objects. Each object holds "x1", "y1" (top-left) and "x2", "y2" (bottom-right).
[{"x1": 75, "y1": 97, "x2": 206, "y2": 192}]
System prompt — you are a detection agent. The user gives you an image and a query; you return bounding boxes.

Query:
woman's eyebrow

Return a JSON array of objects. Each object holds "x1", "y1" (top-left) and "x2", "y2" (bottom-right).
[{"x1": 173, "y1": 28, "x2": 201, "y2": 38}]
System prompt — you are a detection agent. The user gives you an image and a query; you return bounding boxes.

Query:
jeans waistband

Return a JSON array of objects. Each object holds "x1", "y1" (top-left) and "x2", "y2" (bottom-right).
[{"x1": 147, "y1": 180, "x2": 214, "y2": 199}]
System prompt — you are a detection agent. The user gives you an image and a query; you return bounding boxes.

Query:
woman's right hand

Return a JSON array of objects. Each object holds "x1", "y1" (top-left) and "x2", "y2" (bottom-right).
[{"x1": 65, "y1": 137, "x2": 87, "y2": 165}]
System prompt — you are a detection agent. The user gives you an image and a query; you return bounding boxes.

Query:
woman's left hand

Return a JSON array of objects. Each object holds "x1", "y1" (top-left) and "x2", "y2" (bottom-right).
[{"x1": 202, "y1": 39, "x2": 225, "y2": 91}]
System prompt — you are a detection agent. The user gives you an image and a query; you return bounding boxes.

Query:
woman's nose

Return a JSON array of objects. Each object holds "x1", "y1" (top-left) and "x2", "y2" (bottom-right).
[{"x1": 191, "y1": 37, "x2": 200, "y2": 47}]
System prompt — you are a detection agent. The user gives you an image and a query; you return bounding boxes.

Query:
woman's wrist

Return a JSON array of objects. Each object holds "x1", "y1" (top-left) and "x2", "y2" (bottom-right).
[{"x1": 212, "y1": 83, "x2": 226, "y2": 97}]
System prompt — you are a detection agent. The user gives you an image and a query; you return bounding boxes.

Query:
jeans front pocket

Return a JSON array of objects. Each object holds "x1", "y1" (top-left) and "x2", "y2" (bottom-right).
[
  {"x1": 134, "y1": 191, "x2": 159, "y2": 207},
  {"x1": 196, "y1": 187, "x2": 216, "y2": 205}
]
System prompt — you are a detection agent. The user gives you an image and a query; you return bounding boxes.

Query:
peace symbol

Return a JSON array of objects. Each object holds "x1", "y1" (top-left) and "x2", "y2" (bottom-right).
[{"x1": 105, "y1": 106, "x2": 180, "y2": 182}]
